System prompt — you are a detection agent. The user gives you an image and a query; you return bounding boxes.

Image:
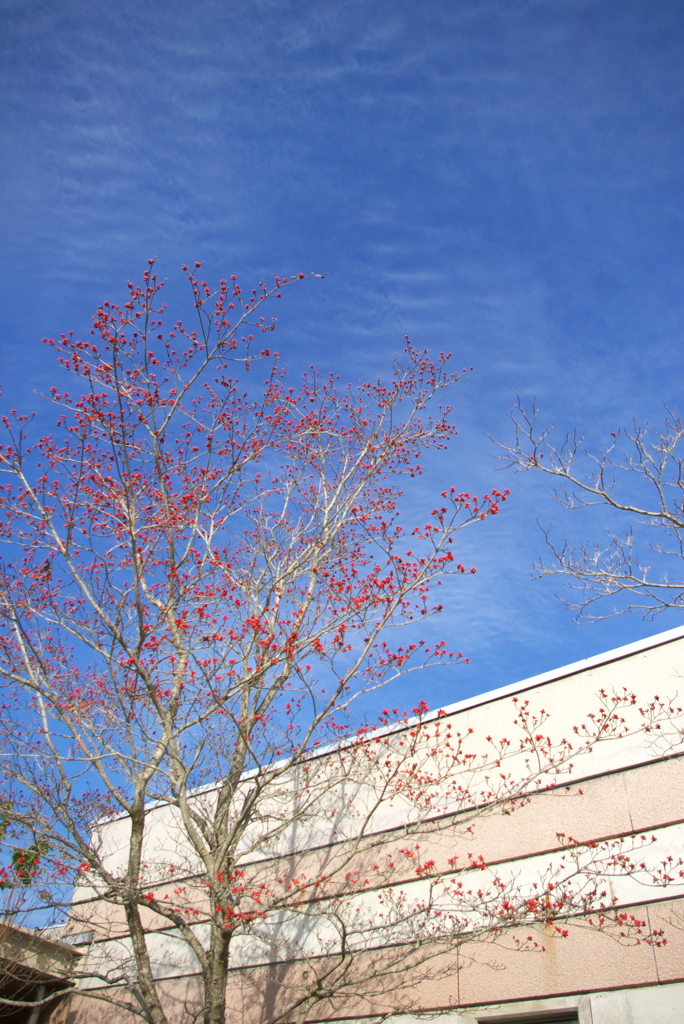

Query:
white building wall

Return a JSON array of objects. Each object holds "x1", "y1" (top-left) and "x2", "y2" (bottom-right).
[{"x1": 58, "y1": 626, "x2": 684, "y2": 1023}]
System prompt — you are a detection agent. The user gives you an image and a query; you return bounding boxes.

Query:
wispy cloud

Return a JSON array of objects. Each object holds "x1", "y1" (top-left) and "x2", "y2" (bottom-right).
[{"x1": 1, "y1": 0, "x2": 683, "y2": 702}]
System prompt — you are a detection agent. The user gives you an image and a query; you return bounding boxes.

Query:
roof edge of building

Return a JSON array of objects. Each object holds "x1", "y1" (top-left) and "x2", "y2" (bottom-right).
[
  {"x1": 437, "y1": 623, "x2": 684, "y2": 720},
  {"x1": 93, "y1": 624, "x2": 684, "y2": 824}
]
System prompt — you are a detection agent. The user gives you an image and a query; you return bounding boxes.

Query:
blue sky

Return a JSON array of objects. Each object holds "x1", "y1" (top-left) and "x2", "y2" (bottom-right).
[{"x1": 1, "y1": 0, "x2": 683, "y2": 711}]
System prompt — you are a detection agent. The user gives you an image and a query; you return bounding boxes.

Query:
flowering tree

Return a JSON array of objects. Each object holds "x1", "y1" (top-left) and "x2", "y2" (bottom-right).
[{"x1": 0, "y1": 269, "x2": 680, "y2": 1024}]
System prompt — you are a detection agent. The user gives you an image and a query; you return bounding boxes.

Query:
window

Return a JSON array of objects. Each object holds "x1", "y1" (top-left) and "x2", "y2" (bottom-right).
[
  {"x1": 470, "y1": 997, "x2": 585, "y2": 1024},
  {"x1": 478, "y1": 1017, "x2": 579, "y2": 1024}
]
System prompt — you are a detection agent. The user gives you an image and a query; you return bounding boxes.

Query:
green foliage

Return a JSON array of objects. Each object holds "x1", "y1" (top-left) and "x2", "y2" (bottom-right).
[{"x1": 0, "y1": 803, "x2": 49, "y2": 890}]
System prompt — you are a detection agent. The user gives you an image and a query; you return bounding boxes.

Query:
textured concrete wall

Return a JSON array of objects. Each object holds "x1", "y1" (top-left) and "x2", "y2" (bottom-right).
[{"x1": 50, "y1": 629, "x2": 684, "y2": 1022}]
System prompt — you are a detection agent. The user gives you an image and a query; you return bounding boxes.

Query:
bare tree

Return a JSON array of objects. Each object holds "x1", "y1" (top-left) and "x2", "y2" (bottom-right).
[{"x1": 496, "y1": 395, "x2": 684, "y2": 620}]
